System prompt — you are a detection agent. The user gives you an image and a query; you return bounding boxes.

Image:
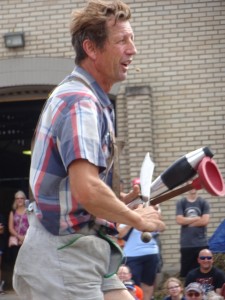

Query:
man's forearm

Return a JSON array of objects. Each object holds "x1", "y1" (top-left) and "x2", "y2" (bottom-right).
[
  {"x1": 80, "y1": 179, "x2": 144, "y2": 229},
  {"x1": 189, "y1": 219, "x2": 208, "y2": 227},
  {"x1": 69, "y1": 159, "x2": 165, "y2": 233},
  {"x1": 176, "y1": 215, "x2": 200, "y2": 225},
  {"x1": 189, "y1": 216, "x2": 209, "y2": 227}
]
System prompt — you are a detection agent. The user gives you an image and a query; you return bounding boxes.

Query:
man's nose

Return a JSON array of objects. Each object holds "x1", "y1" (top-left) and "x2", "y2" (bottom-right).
[{"x1": 127, "y1": 40, "x2": 137, "y2": 55}]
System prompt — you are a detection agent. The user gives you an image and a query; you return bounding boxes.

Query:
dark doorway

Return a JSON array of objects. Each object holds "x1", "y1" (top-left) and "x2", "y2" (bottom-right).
[
  {"x1": 0, "y1": 99, "x2": 44, "y2": 290},
  {"x1": 0, "y1": 100, "x2": 45, "y2": 208}
]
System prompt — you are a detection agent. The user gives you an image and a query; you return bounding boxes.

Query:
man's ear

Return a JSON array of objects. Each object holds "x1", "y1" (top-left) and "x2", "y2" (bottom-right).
[{"x1": 83, "y1": 39, "x2": 97, "y2": 60}]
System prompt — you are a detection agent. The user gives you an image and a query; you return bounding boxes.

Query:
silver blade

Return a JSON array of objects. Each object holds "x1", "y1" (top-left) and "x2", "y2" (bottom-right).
[{"x1": 140, "y1": 152, "x2": 155, "y2": 202}]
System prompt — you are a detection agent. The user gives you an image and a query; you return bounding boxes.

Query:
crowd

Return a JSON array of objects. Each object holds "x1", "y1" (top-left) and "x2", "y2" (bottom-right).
[
  {"x1": 1, "y1": 187, "x2": 224, "y2": 299},
  {"x1": 2, "y1": 187, "x2": 223, "y2": 299},
  {"x1": 115, "y1": 180, "x2": 225, "y2": 300}
]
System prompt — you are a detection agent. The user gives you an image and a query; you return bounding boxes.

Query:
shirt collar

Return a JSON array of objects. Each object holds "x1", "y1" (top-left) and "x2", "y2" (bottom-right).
[{"x1": 70, "y1": 66, "x2": 113, "y2": 109}]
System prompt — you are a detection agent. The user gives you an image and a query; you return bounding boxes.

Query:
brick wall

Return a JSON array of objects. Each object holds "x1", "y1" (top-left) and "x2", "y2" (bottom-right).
[
  {"x1": 118, "y1": 0, "x2": 225, "y2": 273},
  {"x1": 1, "y1": 0, "x2": 225, "y2": 274}
]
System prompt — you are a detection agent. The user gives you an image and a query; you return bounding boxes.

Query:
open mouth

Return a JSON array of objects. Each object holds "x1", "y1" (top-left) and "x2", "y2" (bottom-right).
[{"x1": 121, "y1": 61, "x2": 131, "y2": 71}]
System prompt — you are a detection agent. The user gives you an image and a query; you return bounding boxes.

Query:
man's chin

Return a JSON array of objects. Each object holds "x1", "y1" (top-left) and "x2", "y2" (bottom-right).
[{"x1": 118, "y1": 73, "x2": 127, "y2": 81}]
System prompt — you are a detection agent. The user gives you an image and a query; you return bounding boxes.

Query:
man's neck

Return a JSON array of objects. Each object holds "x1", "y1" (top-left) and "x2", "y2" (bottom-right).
[
  {"x1": 187, "y1": 196, "x2": 197, "y2": 202},
  {"x1": 186, "y1": 194, "x2": 198, "y2": 202},
  {"x1": 80, "y1": 60, "x2": 113, "y2": 93},
  {"x1": 200, "y1": 266, "x2": 212, "y2": 273}
]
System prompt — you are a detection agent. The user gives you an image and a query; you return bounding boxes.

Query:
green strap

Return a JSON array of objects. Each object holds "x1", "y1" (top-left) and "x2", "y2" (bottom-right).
[
  {"x1": 57, "y1": 235, "x2": 82, "y2": 250},
  {"x1": 98, "y1": 228, "x2": 124, "y2": 278}
]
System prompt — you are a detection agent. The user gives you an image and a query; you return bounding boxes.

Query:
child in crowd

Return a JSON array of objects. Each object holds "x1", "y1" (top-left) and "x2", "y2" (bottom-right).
[{"x1": 163, "y1": 277, "x2": 185, "y2": 300}]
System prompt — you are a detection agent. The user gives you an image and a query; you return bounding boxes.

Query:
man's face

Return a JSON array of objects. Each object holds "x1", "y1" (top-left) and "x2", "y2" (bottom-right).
[
  {"x1": 94, "y1": 18, "x2": 137, "y2": 88},
  {"x1": 117, "y1": 266, "x2": 132, "y2": 281},
  {"x1": 197, "y1": 250, "x2": 213, "y2": 272}
]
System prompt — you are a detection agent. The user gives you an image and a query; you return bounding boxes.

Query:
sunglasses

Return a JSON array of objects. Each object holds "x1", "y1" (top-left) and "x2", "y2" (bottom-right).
[
  {"x1": 187, "y1": 292, "x2": 201, "y2": 297},
  {"x1": 199, "y1": 256, "x2": 212, "y2": 260}
]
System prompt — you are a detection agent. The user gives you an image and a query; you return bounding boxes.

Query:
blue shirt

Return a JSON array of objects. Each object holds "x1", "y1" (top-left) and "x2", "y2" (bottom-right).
[{"x1": 121, "y1": 226, "x2": 159, "y2": 257}]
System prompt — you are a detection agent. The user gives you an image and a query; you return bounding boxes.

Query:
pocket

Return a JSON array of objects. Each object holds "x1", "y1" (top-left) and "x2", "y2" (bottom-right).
[
  {"x1": 97, "y1": 229, "x2": 124, "y2": 278},
  {"x1": 57, "y1": 234, "x2": 110, "y2": 286}
]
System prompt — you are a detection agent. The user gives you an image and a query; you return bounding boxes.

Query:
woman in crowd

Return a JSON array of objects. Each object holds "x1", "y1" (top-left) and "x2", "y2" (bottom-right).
[
  {"x1": 117, "y1": 224, "x2": 160, "y2": 300},
  {"x1": 117, "y1": 178, "x2": 163, "y2": 300},
  {"x1": 8, "y1": 190, "x2": 29, "y2": 266}
]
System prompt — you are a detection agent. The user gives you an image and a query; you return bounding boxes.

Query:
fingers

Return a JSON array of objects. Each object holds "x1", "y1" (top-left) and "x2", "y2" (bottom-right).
[
  {"x1": 136, "y1": 204, "x2": 158, "y2": 215},
  {"x1": 121, "y1": 184, "x2": 141, "y2": 205},
  {"x1": 135, "y1": 205, "x2": 166, "y2": 232}
]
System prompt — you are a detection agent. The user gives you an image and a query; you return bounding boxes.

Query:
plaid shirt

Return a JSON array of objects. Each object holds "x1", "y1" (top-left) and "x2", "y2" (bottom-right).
[{"x1": 30, "y1": 66, "x2": 116, "y2": 235}]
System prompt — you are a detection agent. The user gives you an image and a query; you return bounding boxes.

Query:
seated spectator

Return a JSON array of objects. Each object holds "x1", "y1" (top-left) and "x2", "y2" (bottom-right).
[
  {"x1": 185, "y1": 282, "x2": 204, "y2": 300},
  {"x1": 185, "y1": 249, "x2": 225, "y2": 295},
  {"x1": 163, "y1": 277, "x2": 185, "y2": 300},
  {"x1": 117, "y1": 264, "x2": 143, "y2": 300},
  {"x1": 8, "y1": 190, "x2": 29, "y2": 266},
  {"x1": 124, "y1": 280, "x2": 138, "y2": 299}
]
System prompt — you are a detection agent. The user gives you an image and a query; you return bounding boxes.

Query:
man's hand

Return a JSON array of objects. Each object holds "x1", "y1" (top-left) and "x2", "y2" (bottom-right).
[{"x1": 134, "y1": 204, "x2": 165, "y2": 233}]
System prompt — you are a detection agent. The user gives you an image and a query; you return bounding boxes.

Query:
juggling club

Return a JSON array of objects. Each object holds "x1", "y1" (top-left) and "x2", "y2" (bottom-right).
[{"x1": 150, "y1": 146, "x2": 213, "y2": 199}]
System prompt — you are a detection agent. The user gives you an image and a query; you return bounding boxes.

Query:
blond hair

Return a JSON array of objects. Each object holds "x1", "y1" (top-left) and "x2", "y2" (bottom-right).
[
  {"x1": 12, "y1": 190, "x2": 26, "y2": 210},
  {"x1": 70, "y1": 0, "x2": 131, "y2": 64}
]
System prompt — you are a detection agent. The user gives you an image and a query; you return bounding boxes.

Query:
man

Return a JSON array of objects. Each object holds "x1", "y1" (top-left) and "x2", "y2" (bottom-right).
[
  {"x1": 13, "y1": 1, "x2": 165, "y2": 300},
  {"x1": 176, "y1": 186, "x2": 210, "y2": 277},
  {"x1": 117, "y1": 265, "x2": 143, "y2": 300},
  {"x1": 185, "y1": 282, "x2": 204, "y2": 300},
  {"x1": 185, "y1": 249, "x2": 225, "y2": 295}
]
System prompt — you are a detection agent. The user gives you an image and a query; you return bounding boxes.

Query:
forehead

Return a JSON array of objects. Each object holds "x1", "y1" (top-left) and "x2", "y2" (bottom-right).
[
  {"x1": 16, "y1": 193, "x2": 24, "y2": 197},
  {"x1": 118, "y1": 266, "x2": 129, "y2": 272},
  {"x1": 168, "y1": 280, "x2": 177, "y2": 285},
  {"x1": 107, "y1": 18, "x2": 134, "y2": 37},
  {"x1": 168, "y1": 280, "x2": 178, "y2": 286},
  {"x1": 199, "y1": 250, "x2": 212, "y2": 256}
]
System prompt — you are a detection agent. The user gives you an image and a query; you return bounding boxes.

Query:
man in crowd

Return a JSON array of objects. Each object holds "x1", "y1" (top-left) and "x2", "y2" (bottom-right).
[
  {"x1": 176, "y1": 186, "x2": 210, "y2": 278},
  {"x1": 185, "y1": 249, "x2": 225, "y2": 295},
  {"x1": 117, "y1": 264, "x2": 143, "y2": 300},
  {"x1": 185, "y1": 283, "x2": 204, "y2": 300}
]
